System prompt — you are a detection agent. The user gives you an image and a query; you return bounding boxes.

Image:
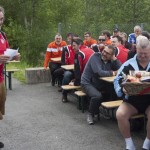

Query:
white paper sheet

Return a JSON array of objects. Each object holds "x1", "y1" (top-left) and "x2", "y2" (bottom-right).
[{"x1": 4, "y1": 48, "x2": 18, "y2": 60}]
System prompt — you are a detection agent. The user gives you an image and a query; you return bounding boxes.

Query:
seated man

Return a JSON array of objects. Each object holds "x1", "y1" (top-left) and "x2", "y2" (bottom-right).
[
  {"x1": 92, "y1": 35, "x2": 106, "y2": 52},
  {"x1": 62, "y1": 38, "x2": 94, "y2": 102},
  {"x1": 111, "y1": 35, "x2": 129, "y2": 64},
  {"x1": 114, "y1": 35, "x2": 150, "y2": 150},
  {"x1": 61, "y1": 36, "x2": 76, "y2": 101},
  {"x1": 101, "y1": 30, "x2": 112, "y2": 45},
  {"x1": 55, "y1": 33, "x2": 76, "y2": 92},
  {"x1": 128, "y1": 25, "x2": 142, "y2": 45},
  {"x1": 44, "y1": 33, "x2": 67, "y2": 86},
  {"x1": 81, "y1": 45, "x2": 121, "y2": 125},
  {"x1": 112, "y1": 28, "x2": 120, "y2": 37},
  {"x1": 83, "y1": 32, "x2": 97, "y2": 48}
]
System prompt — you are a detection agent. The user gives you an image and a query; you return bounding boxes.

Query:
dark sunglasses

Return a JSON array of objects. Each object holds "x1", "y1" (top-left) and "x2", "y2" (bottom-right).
[{"x1": 99, "y1": 39, "x2": 105, "y2": 41}]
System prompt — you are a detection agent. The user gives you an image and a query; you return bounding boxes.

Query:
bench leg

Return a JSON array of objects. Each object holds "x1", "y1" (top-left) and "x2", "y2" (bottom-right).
[
  {"x1": 78, "y1": 97, "x2": 81, "y2": 110},
  {"x1": 81, "y1": 97, "x2": 85, "y2": 113},
  {"x1": 8, "y1": 72, "x2": 12, "y2": 90}
]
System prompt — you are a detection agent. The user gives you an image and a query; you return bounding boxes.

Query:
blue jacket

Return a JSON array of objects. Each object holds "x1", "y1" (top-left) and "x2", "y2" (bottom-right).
[{"x1": 114, "y1": 55, "x2": 150, "y2": 98}]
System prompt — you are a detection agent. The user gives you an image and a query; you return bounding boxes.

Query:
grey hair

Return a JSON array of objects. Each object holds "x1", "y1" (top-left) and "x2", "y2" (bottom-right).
[
  {"x1": 134, "y1": 25, "x2": 142, "y2": 32},
  {"x1": 136, "y1": 35, "x2": 150, "y2": 49},
  {"x1": 55, "y1": 33, "x2": 62, "y2": 39},
  {"x1": 0, "y1": 6, "x2": 5, "y2": 14}
]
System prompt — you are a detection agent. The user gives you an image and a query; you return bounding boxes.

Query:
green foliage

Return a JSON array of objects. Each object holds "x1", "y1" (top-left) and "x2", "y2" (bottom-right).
[{"x1": 1, "y1": 0, "x2": 150, "y2": 67}]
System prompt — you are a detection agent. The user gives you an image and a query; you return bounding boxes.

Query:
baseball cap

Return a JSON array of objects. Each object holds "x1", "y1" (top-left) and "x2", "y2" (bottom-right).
[{"x1": 114, "y1": 28, "x2": 119, "y2": 32}]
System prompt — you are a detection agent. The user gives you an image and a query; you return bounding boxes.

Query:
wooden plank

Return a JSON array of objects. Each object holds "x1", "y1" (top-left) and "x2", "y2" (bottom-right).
[
  {"x1": 61, "y1": 64, "x2": 74, "y2": 70},
  {"x1": 101, "y1": 100, "x2": 123, "y2": 108},
  {"x1": 61, "y1": 85, "x2": 81, "y2": 90},
  {"x1": 74, "y1": 91, "x2": 86, "y2": 96},
  {"x1": 6, "y1": 69, "x2": 20, "y2": 72},
  {"x1": 100, "y1": 76, "x2": 115, "y2": 83},
  {"x1": 51, "y1": 57, "x2": 61, "y2": 62},
  {"x1": 7, "y1": 60, "x2": 20, "y2": 63}
]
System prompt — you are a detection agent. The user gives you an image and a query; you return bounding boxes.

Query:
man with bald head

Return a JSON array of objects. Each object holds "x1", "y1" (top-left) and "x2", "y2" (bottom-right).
[{"x1": 114, "y1": 36, "x2": 150, "y2": 150}]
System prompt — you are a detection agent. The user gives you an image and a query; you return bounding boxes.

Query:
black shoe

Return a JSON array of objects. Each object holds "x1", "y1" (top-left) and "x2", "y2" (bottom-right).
[
  {"x1": 51, "y1": 81, "x2": 55, "y2": 86},
  {"x1": 62, "y1": 95, "x2": 68, "y2": 103},
  {"x1": 0, "y1": 142, "x2": 4, "y2": 148},
  {"x1": 87, "y1": 113, "x2": 94, "y2": 125},
  {"x1": 142, "y1": 148, "x2": 149, "y2": 150},
  {"x1": 58, "y1": 88, "x2": 62, "y2": 92}
]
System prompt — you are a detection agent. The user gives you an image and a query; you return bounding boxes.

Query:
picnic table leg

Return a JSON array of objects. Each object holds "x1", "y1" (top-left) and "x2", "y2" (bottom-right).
[
  {"x1": 4, "y1": 63, "x2": 7, "y2": 89},
  {"x1": 8, "y1": 72, "x2": 12, "y2": 90}
]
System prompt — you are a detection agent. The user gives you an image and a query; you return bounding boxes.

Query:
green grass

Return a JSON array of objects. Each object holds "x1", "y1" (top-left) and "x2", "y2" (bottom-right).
[{"x1": 6, "y1": 61, "x2": 32, "y2": 83}]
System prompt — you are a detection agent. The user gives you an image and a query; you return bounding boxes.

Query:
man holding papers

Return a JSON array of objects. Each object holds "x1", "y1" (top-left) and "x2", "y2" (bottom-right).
[{"x1": 0, "y1": 6, "x2": 20, "y2": 148}]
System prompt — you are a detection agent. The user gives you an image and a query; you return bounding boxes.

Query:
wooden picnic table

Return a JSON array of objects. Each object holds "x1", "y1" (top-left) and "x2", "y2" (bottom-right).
[
  {"x1": 100, "y1": 76, "x2": 115, "y2": 83},
  {"x1": 4, "y1": 60, "x2": 20, "y2": 90},
  {"x1": 61, "y1": 64, "x2": 74, "y2": 70},
  {"x1": 51, "y1": 57, "x2": 61, "y2": 62}
]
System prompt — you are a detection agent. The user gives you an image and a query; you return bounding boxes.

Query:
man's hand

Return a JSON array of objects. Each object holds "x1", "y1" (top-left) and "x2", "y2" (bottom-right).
[
  {"x1": 112, "y1": 70, "x2": 118, "y2": 76},
  {"x1": 0, "y1": 55, "x2": 10, "y2": 63},
  {"x1": 44, "y1": 67, "x2": 47, "y2": 71},
  {"x1": 122, "y1": 87, "x2": 128, "y2": 95},
  {"x1": 111, "y1": 54, "x2": 117, "y2": 61},
  {"x1": 69, "y1": 81, "x2": 74, "y2": 86}
]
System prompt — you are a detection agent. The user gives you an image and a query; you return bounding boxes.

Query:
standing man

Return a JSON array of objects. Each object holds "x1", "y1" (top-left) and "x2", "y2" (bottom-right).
[
  {"x1": 114, "y1": 36, "x2": 150, "y2": 150},
  {"x1": 44, "y1": 33, "x2": 67, "y2": 86},
  {"x1": 81, "y1": 45, "x2": 121, "y2": 125},
  {"x1": 0, "y1": 6, "x2": 20, "y2": 148}
]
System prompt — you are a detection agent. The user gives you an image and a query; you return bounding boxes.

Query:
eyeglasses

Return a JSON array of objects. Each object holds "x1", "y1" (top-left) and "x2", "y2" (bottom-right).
[
  {"x1": 103, "y1": 50, "x2": 112, "y2": 55},
  {"x1": 99, "y1": 39, "x2": 105, "y2": 41}
]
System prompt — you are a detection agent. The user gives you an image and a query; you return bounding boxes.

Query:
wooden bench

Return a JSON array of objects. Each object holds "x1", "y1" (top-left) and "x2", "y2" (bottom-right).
[
  {"x1": 6, "y1": 69, "x2": 20, "y2": 90},
  {"x1": 101, "y1": 100, "x2": 146, "y2": 129},
  {"x1": 61, "y1": 85, "x2": 81, "y2": 90},
  {"x1": 74, "y1": 91, "x2": 86, "y2": 113}
]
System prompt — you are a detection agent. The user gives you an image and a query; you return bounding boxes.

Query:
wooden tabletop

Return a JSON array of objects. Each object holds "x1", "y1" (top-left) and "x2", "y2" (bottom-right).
[
  {"x1": 61, "y1": 85, "x2": 81, "y2": 90},
  {"x1": 7, "y1": 60, "x2": 20, "y2": 63},
  {"x1": 100, "y1": 76, "x2": 115, "y2": 83},
  {"x1": 61, "y1": 64, "x2": 74, "y2": 70},
  {"x1": 51, "y1": 57, "x2": 61, "y2": 62}
]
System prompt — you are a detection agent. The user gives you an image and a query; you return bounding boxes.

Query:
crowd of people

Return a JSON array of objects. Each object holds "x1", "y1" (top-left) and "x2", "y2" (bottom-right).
[
  {"x1": 0, "y1": 4, "x2": 150, "y2": 150},
  {"x1": 43, "y1": 26, "x2": 150, "y2": 150}
]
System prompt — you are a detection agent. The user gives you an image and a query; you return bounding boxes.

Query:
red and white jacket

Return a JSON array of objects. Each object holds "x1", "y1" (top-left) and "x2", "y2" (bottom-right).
[
  {"x1": 44, "y1": 41, "x2": 67, "y2": 68},
  {"x1": 116, "y1": 45, "x2": 128, "y2": 64},
  {"x1": 0, "y1": 31, "x2": 9, "y2": 83},
  {"x1": 61, "y1": 45, "x2": 75, "y2": 65}
]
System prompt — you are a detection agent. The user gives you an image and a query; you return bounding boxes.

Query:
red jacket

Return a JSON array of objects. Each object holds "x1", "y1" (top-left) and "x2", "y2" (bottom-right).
[
  {"x1": 0, "y1": 31, "x2": 9, "y2": 83},
  {"x1": 83, "y1": 38, "x2": 97, "y2": 48},
  {"x1": 116, "y1": 45, "x2": 128, "y2": 64},
  {"x1": 61, "y1": 45, "x2": 75, "y2": 65},
  {"x1": 74, "y1": 47, "x2": 94, "y2": 85}
]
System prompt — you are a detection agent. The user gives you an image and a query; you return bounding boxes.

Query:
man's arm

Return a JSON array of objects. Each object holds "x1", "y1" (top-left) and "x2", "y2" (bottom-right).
[
  {"x1": 61, "y1": 46, "x2": 68, "y2": 65},
  {"x1": 0, "y1": 55, "x2": 10, "y2": 64},
  {"x1": 74, "y1": 53, "x2": 82, "y2": 86},
  {"x1": 90, "y1": 54, "x2": 114, "y2": 77}
]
